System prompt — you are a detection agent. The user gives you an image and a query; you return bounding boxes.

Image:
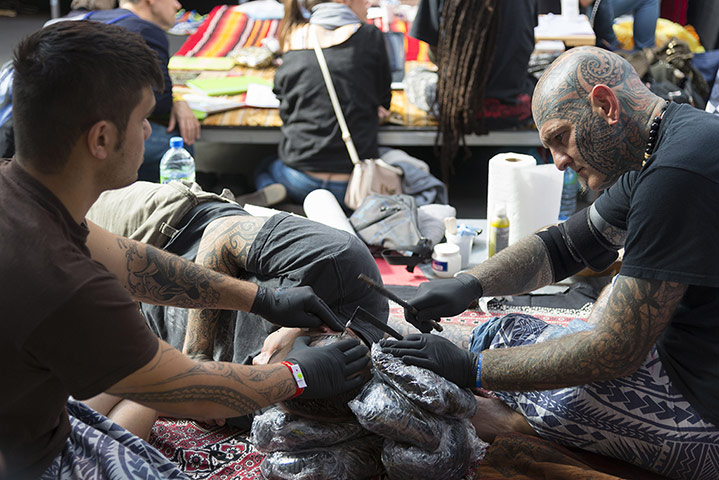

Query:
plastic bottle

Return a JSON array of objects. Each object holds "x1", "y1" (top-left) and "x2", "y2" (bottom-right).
[
  {"x1": 432, "y1": 243, "x2": 461, "y2": 278},
  {"x1": 159, "y1": 136, "x2": 195, "y2": 184},
  {"x1": 488, "y1": 206, "x2": 509, "y2": 257},
  {"x1": 558, "y1": 168, "x2": 577, "y2": 220}
]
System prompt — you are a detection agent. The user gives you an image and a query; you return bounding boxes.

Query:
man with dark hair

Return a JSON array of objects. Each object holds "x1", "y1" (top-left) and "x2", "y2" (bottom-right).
[
  {"x1": 382, "y1": 46, "x2": 719, "y2": 479},
  {"x1": 0, "y1": 21, "x2": 368, "y2": 478}
]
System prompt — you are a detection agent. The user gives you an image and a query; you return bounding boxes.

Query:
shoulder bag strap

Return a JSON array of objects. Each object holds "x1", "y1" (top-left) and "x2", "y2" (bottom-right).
[{"x1": 309, "y1": 25, "x2": 361, "y2": 166}]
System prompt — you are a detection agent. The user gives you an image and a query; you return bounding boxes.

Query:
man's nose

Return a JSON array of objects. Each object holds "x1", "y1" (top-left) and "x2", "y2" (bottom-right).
[{"x1": 551, "y1": 150, "x2": 571, "y2": 171}]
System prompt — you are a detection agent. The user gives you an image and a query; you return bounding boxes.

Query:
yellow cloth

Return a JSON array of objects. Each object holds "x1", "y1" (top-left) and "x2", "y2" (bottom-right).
[{"x1": 614, "y1": 18, "x2": 705, "y2": 53}]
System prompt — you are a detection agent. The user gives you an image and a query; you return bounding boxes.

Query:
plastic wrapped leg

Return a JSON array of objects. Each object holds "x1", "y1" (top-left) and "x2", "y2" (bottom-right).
[
  {"x1": 370, "y1": 344, "x2": 477, "y2": 419},
  {"x1": 348, "y1": 376, "x2": 443, "y2": 450},
  {"x1": 382, "y1": 419, "x2": 488, "y2": 480},
  {"x1": 278, "y1": 332, "x2": 372, "y2": 422},
  {"x1": 250, "y1": 406, "x2": 367, "y2": 453},
  {"x1": 259, "y1": 434, "x2": 385, "y2": 480}
]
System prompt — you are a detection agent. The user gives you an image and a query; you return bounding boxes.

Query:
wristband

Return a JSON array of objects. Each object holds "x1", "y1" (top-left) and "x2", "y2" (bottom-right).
[
  {"x1": 281, "y1": 361, "x2": 307, "y2": 398},
  {"x1": 475, "y1": 353, "x2": 483, "y2": 389}
]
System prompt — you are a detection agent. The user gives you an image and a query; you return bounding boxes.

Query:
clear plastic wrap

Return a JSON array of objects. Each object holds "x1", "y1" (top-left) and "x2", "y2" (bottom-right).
[
  {"x1": 259, "y1": 434, "x2": 384, "y2": 480},
  {"x1": 382, "y1": 419, "x2": 488, "y2": 480},
  {"x1": 250, "y1": 406, "x2": 367, "y2": 454},
  {"x1": 279, "y1": 332, "x2": 372, "y2": 422},
  {"x1": 370, "y1": 343, "x2": 477, "y2": 419},
  {"x1": 348, "y1": 376, "x2": 443, "y2": 450}
]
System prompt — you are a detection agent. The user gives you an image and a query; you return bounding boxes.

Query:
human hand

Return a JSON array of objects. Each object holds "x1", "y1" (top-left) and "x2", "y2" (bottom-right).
[
  {"x1": 406, "y1": 273, "x2": 483, "y2": 332},
  {"x1": 285, "y1": 336, "x2": 369, "y2": 399},
  {"x1": 380, "y1": 333, "x2": 478, "y2": 388},
  {"x1": 378, "y1": 106, "x2": 390, "y2": 125},
  {"x1": 250, "y1": 285, "x2": 345, "y2": 332},
  {"x1": 168, "y1": 100, "x2": 201, "y2": 146},
  {"x1": 253, "y1": 327, "x2": 304, "y2": 365}
]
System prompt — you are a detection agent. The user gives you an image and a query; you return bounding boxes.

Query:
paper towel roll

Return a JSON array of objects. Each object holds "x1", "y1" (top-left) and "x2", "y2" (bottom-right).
[
  {"x1": 303, "y1": 189, "x2": 356, "y2": 236},
  {"x1": 486, "y1": 153, "x2": 564, "y2": 245}
]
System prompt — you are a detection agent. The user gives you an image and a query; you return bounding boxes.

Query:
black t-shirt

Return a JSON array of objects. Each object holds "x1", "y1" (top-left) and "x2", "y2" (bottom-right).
[
  {"x1": 594, "y1": 102, "x2": 719, "y2": 426},
  {"x1": 409, "y1": 0, "x2": 537, "y2": 103},
  {"x1": 0, "y1": 160, "x2": 159, "y2": 477},
  {"x1": 274, "y1": 24, "x2": 392, "y2": 173}
]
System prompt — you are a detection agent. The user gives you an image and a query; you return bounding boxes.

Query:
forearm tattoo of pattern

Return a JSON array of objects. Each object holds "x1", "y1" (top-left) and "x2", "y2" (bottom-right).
[
  {"x1": 484, "y1": 276, "x2": 686, "y2": 391},
  {"x1": 117, "y1": 345, "x2": 296, "y2": 415},
  {"x1": 116, "y1": 238, "x2": 224, "y2": 308}
]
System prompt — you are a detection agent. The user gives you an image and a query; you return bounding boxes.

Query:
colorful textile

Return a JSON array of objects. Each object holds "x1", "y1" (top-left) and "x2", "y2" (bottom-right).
[
  {"x1": 41, "y1": 399, "x2": 186, "y2": 480},
  {"x1": 370, "y1": 17, "x2": 431, "y2": 62},
  {"x1": 707, "y1": 66, "x2": 719, "y2": 115},
  {"x1": 176, "y1": 6, "x2": 280, "y2": 58},
  {"x1": 479, "y1": 314, "x2": 719, "y2": 480}
]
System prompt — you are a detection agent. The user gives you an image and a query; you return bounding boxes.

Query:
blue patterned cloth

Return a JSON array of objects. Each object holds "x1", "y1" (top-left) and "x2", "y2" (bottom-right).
[
  {"x1": 707, "y1": 66, "x2": 719, "y2": 116},
  {"x1": 41, "y1": 399, "x2": 187, "y2": 480},
  {"x1": 470, "y1": 314, "x2": 719, "y2": 480}
]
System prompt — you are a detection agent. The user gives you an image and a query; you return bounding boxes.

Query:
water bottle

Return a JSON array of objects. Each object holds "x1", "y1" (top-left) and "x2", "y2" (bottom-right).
[
  {"x1": 159, "y1": 136, "x2": 195, "y2": 184},
  {"x1": 558, "y1": 168, "x2": 577, "y2": 220}
]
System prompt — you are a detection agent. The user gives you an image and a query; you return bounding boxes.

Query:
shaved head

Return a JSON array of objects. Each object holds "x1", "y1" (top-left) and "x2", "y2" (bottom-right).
[{"x1": 532, "y1": 47, "x2": 663, "y2": 189}]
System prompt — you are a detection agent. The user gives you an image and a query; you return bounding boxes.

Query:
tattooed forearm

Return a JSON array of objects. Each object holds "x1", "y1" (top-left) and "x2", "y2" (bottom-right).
[
  {"x1": 184, "y1": 309, "x2": 222, "y2": 359},
  {"x1": 483, "y1": 276, "x2": 686, "y2": 391},
  {"x1": 468, "y1": 235, "x2": 553, "y2": 297},
  {"x1": 116, "y1": 238, "x2": 226, "y2": 308}
]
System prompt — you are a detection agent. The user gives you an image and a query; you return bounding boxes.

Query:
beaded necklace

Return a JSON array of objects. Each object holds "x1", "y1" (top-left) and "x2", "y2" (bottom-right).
[{"x1": 643, "y1": 101, "x2": 670, "y2": 165}]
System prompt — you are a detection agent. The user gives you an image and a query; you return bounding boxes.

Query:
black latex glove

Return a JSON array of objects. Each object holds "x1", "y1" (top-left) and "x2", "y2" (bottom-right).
[
  {"x1": 250, "y1": 285, "x2": 344, "y2": 331},
  {"x1": 380, "y1": 333, "x2": 478, "y2": 388},
  {"x1": 405, "y1": 273, "x2": 483, "y2": 333},
  {"x1": 285, "y1": 336, "x2": 370, "y2": 399}
]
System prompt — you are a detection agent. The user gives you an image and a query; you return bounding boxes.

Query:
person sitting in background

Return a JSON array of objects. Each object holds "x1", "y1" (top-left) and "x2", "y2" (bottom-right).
[
  {"x1": 582, "y1": 0, "x2": 660, "y2": 51},
  {"x1": 0, "y1": 21, "x2": 368, "y2": 478},
  {"x1": 47, "y1": 0, "x2": 202, "y2": 182},
  {"x1": 254, "y1": 0, "x2": 392, "y2": 208}
]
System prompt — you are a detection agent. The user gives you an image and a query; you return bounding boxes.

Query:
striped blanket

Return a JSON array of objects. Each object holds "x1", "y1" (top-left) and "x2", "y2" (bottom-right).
[{"x1": 175, "y1": 5, "x2": 430, "y2": 62}]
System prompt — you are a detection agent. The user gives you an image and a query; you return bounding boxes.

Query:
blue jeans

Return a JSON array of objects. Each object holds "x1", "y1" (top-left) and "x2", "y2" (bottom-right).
[
  {"x1": 590, "y1": 0, "x2": 659, "y2": 51},
  {"x1": 255, "y1": 156, "x2": 349, "y2": 208},
  {"x1": 139, "y1": 121, "x2": 194, "y2": 183}
]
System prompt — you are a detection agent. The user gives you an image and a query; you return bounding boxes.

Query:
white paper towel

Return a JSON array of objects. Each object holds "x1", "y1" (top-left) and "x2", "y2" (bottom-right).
[
  {"x1": 486, "y1": 153, "x2": 564, "y2": 245},
  {"x1": 303, "y1": 189, "x2": 357, "y2": 236}
]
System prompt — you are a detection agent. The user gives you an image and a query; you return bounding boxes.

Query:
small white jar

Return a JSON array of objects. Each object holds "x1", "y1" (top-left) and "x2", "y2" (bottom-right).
[{"x1": 432, "y1": 243, "x2": 461, "y2": 278}]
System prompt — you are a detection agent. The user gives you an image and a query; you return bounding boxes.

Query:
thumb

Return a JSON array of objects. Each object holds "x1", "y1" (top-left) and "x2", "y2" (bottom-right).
[
  {"x1": 401, "y1": 355, "x2": 435, "y2": 370},
  {"x1": 291, "y1": 336, "x2": 311, "y2": 351},
  {"x1": 167, "y1": 115, "x2": 176, "y2": 132}
]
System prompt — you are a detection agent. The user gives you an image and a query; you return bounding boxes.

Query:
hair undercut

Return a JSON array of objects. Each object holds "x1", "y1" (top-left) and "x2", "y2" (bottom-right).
[
  {"x1": 13, "y1": 19, "x2": 163, "y2": 172},
  {"x1": 435, "y1": 0, "x2": 500, "y2": 184}
]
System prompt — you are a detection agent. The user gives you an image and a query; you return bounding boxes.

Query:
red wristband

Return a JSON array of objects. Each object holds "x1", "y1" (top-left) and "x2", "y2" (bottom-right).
[{"x1": 281, "y1": 361, "x2": 306, "y2": 398}]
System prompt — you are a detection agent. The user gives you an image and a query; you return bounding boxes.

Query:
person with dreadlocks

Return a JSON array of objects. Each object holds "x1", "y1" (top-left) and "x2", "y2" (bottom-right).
[{"x1": 409, "y1": 0, "x2": 538, "y2": 182}]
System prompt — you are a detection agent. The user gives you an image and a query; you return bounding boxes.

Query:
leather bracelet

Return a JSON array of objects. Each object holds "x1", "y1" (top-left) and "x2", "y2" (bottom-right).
[
  {"x1": 281, "y1": 361, "x2": 307, "y2": 398},
  {"x1": 475, "y1": 353, "x2": 483, "y2": 389}
]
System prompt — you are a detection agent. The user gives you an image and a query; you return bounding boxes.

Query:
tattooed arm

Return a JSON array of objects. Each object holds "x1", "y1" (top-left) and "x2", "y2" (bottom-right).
[
  {"x1": 86, "y1": 220, "x2": 257, "y2": 311},
  {"x1": 483, "y1": 276, "x2": 686, "y2": 390},
  {"x1": 183, "y1": 216, "x2": 266, "y2": 360}
]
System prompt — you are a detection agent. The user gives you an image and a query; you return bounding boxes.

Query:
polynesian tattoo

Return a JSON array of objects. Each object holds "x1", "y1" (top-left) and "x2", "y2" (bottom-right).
[
  {"x1": 483, "y1": 276, "x2": 686, "y2": 391},
  {"x1": 184, "y1": 216, "x2": 266, "y2": 359},
  {"x1": 532, "y1": 47, "x2": 660, "y2": 190},
  {"x1": 116, "y1": 238, "x2": 224, "y2": 307},
  {"x1": 114, "y1": 343, "x2": 296, "y2": 415}
]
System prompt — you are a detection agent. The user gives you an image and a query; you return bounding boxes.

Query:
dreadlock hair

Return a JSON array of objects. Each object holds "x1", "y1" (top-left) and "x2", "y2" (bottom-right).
[
  {"x1": 435, "y1": 0, "x2": 500, "y2": 184},
  {"x1": 278, "y1": 0, "x2": 331, "y2": 51}
]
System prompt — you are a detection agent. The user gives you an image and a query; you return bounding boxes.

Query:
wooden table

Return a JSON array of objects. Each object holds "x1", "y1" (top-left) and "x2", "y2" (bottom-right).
[
  {"x1": 175, "y1": 61, "x2": 542, "y2": 147},
  {"x1": 534, "y1": 14, "x2": 596, "y2": 47}
]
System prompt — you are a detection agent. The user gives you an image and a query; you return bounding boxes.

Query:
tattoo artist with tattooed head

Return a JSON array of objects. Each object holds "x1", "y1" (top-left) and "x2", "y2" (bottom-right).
[
  {"x1": 382, "y1": 46, "x2": 719, "y2": 479},
  {"x1": 0, "y1": 22, "x2": 369, "y2": 479}
]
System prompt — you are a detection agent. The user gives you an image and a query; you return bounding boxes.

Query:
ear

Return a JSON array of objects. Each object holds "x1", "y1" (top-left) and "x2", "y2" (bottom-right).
[
  {"x1": 86, "y1": 120, "x2": 117, "y2": 161},
  {"x1": 589, "y1": 85, "x2": 620, "y2": 126}
]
